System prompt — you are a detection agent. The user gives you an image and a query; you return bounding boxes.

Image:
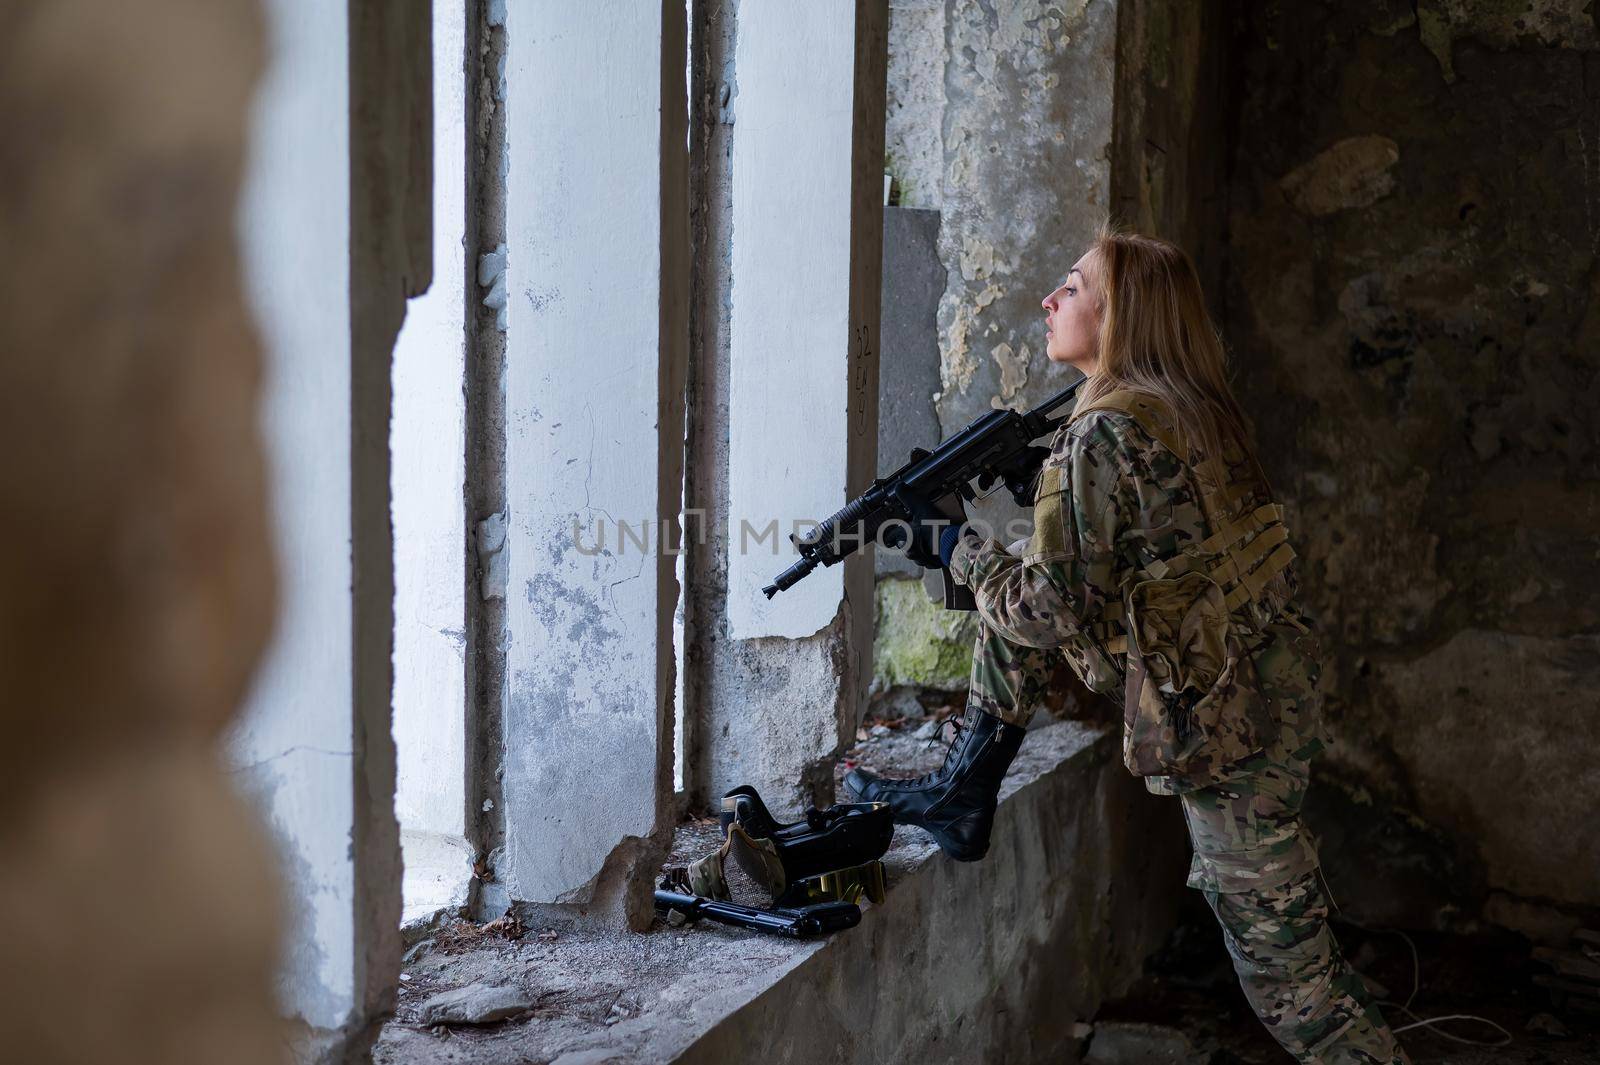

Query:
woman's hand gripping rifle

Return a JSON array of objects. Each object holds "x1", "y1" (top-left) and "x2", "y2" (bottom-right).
[{"x1": 762, "y1": 379, "x2": 1084, "y2": 611}]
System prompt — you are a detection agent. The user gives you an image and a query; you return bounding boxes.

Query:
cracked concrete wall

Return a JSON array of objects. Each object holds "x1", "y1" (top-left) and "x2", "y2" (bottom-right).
[
  {"x1": 1225, "y1": 0, "x2": 1600, "y2": 931},
  {"x1": 349, "y1": 0, "x2": 434, "y2": 1043},
  {"x1": 0, "y1": 2, "x2": 285, "y2": 1061},
  {"x1": 350, "y1": 7, "x2": 432, "y2": 1043},
  {"x1": 684, "y1": 0, "x2": 888, "y2": 818},
  {"x1": 877, "y1": 206, "x2": 946, "y2": 581},
  {"x1": 501, "y1": 0, "x2": 688, "y2": 918}
]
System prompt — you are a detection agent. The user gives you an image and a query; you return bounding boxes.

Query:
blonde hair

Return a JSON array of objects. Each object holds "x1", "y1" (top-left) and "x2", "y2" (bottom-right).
[{"x1": 1076, "y1": 221, "x2": 1267, "y2": 498}]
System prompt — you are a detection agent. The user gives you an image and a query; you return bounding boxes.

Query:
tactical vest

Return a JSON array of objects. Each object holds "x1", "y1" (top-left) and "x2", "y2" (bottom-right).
[{"x1": 1055, "y1": 390, "x2": 1298, "y2": 780}]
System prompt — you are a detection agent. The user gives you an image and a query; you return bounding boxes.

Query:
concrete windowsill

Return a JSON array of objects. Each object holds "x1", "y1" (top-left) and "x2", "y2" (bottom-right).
[
  {"x1": 375, "y1": 721, "x2": 1184, "y2": 1065},
  {"x1": 401, "y1": 829, "x2": 475, "y2": 927}
]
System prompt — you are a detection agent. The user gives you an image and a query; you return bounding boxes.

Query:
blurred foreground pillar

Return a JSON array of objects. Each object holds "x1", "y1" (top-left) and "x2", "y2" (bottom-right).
[{"x1": 0, "y1": 2, "x2": 287, "y2": 1063}]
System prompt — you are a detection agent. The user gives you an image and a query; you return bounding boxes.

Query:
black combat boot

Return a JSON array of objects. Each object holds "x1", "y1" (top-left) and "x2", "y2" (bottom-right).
[{"x1": 843, "y1": 706, "x2": 1026, "y2": 862}]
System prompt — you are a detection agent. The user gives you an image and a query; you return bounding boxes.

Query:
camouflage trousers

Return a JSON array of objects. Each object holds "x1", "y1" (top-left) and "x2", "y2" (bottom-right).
[
  {"x1": 966, "y1": 617, "x2": 1065, "y2": 725},
  {"x1": 967, "y1": 621, "x2": 1410, "y2": 1064},
  {"x1": 1181, "y1": 755, "x2": 1411, "y2": 1064}
]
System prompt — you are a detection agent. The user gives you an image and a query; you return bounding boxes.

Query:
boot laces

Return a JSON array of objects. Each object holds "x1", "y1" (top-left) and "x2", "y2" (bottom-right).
[
  {"x1": 899, "y1": 713, "x2": 965, "y2": 787},
  {"x1": 923, "y1": 713, "x2": 964, "y2": 755}
]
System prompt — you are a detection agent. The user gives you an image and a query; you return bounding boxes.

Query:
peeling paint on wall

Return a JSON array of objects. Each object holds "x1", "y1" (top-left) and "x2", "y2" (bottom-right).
[
  {"x1": 934, "y1": 0, "x2": 1115, "y2": 440},
  {"x1": 478, "y1": 242, "x2": 508, "y2": 332},
  {"x1": 1415, "y1": 0, "x2": 1600, "y2": 82},
  {"x1": 476, "y1": 510, "x2": 508, "y2": 601},
  {"x1": 990, "y1": 340, "x2": 1030, "y2": 401},
  {"x1": 1279, "y1": 135, "x2": 1400, "y2": 217}
]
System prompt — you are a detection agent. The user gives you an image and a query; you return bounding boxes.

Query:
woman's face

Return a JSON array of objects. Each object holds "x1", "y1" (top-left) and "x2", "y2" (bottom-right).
[{"x1": 1041, "y1": 250, "x2": 1102, "y2": 374}]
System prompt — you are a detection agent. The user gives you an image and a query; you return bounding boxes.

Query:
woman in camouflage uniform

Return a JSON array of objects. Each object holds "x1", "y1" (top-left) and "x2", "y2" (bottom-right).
[{"x1": 847, "y1": 226, "x2": 1409, "y2": 1064}]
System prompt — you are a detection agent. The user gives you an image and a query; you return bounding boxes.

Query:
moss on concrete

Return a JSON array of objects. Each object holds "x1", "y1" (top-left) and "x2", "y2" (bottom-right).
[{"x1": 873, "y1": 576, "x2": 978, "y2": 692}]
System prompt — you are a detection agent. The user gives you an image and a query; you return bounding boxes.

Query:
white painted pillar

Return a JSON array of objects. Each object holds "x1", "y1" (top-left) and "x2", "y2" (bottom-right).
[
  {"x1": 232, "y1": 0, "x2": 428, "y2": 1056},
  {"x1": 232, "y1": 0, "x2": 360, "y2": 1045},
  {"x1": 501, "y1": 0, "x2": 688, "y2": 909},
  {"x1": 392, "y1": 0, "x2": 470, "y2": 926}
]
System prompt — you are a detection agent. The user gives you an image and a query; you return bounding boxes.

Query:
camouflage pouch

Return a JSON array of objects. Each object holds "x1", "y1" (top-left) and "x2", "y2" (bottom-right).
[{"x1": 1122, "y1": 571, "x2": 1262, "y2": 777}]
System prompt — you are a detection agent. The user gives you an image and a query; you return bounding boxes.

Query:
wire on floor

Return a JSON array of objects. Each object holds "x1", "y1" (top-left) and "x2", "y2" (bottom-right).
[{"x1": 1346, "y1": 921, "x2": 1515, "y2": 1048}]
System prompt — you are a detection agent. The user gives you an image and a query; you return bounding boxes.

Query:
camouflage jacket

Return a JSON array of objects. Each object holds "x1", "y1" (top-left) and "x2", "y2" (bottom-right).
[{"x1": 947, "y1": 393, "x2": 1328, "y2": 790}]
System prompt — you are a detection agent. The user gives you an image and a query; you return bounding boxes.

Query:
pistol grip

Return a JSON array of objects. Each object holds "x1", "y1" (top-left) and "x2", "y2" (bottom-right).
[{"x1": 941, "y1": 570, "x2": 978, "y2": 612}]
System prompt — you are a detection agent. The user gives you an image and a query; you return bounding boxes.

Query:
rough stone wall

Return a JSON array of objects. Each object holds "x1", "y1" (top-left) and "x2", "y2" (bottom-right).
[
  {"x1": 0, "y1": 2, "x2": 285, "y2": 1061},
  {"x1": 874, "y1": 0, "x2": 1167, "y2": 726},
  {"x1": 871, "y1": 0, "x2": 1120, "y2": 722},
  {"x1": 870, "y1": 0, "x2": 1120, "y2": 703},
  {"x1": 934, "y1": 0, "x2": 1117, "y2": 441},
  {"x1": 1225, "y1": 0, "x2": 1600, "y2": 930},
  {"x1": 465, "y1": 0, "x2": 512, "y2": 920},
  {"x1": 1109, "y1": 0, "x2": 1232, "y2": 302},
  {"x1": 886, "y1": 0, "x2": 945, "y2": 207}
]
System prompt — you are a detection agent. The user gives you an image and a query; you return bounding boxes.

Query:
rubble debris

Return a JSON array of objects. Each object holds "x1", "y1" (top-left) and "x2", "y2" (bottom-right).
[
  {"x1": 1085, "y1": 1020, "x2": 1211, "y2": 1064},
  {"x1": 1527, "y1": 1012, "x2": 1570, "y2": 1038},
  {"x1": 1535, "y1": 929, "x2": 1600, "y2": 1013},
  {"x1": 1535, "y1": 946, "x2": 1600, "y2": 982},
  {"x1": 430, "y1": 913, "x2": 526, "y2": 954},
  {"x1": 548, "y1": 1050, "x2": 620, "y2": 1065},
  {"x1": 418, "y1": 983, "x2": 534, "y2": 1026}
]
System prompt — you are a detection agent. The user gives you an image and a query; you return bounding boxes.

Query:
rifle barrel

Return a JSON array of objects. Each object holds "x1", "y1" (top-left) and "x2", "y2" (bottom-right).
[{"x1": 762, "y1": 557, "x2": 815, "y2": 599}]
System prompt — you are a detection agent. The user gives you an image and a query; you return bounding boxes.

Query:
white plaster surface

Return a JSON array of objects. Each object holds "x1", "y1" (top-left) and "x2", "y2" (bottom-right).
[
  {"x1": 392, "y1": 0, "x2": 469, "y2": 918},
  {"x1": 230, "y1": 0, "x2": 356, "y2": 1036},
  {"x1": 726, "y1": 0, "x2": 859, "y2": 640},
  {"x1": 502, "y1": 0, "x2": 675, "y2": 902},
  {"x1": 401, "y1": 830, "x2": 475, "y2": 926}
]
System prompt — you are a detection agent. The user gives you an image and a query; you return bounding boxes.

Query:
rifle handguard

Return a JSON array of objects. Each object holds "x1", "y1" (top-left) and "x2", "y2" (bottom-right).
[{"x1": 762, "y1": 379, "x2": 1083, "y2": 605}]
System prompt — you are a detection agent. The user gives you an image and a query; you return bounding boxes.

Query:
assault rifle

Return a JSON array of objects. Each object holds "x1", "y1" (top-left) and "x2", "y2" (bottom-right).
[
  {"x1": 762, "y1": 378, "x2": 1085, "y2": 610},
  {"x1": 653, "y1": 886, "x2": 862, "y2": 938}
]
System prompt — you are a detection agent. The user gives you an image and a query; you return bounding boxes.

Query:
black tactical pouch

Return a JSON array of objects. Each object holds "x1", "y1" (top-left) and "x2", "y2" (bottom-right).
[{"x1": 682, "y1": 786, "x2": 893, "y2": 908}]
